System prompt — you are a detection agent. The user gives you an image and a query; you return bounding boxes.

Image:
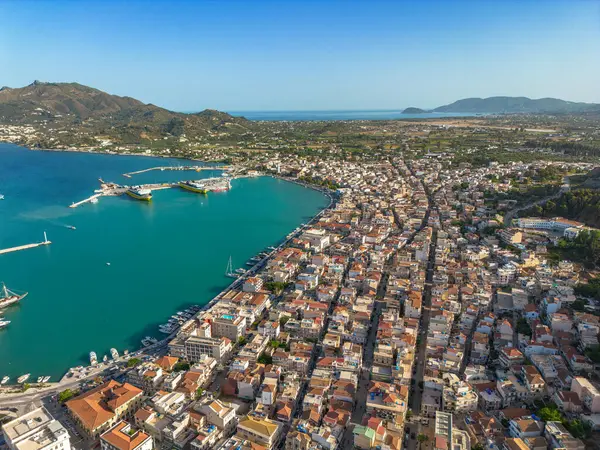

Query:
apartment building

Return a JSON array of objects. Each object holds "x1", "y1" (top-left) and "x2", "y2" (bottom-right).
[{"x1": 3, "y1": 407, "x2": 71, "y2": 450}]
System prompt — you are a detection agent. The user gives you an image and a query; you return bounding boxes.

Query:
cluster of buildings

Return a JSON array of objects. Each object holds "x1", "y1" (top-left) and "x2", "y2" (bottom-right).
[{"x1": 3, "y1": 151, "x2": 600, "y2": 450}]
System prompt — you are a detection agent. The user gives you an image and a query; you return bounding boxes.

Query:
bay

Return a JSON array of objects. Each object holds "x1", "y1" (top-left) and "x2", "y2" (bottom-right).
[
  {"x1": 226, "y1": 110, "x2": 483, "y2": 121},
  {"x1": 0, "y1": 144, "x2": 328, "y2": 380}
]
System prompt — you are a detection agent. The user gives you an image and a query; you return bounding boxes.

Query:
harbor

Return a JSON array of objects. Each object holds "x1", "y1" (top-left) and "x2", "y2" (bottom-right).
[
  {"x1": 0, "y1": 143, "x2": 330, "y2": 382},
  {"x1": 69, "y1": 175, "x2": 233, "y2": 207}
]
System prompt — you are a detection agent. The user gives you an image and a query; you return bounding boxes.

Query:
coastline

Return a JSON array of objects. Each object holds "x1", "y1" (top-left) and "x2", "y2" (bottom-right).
[
  {"x1": 0, "y1": 148, "x2": 334, "y2": 391},
  {"x1": 2, "y1": 140, "x2": 229, "y2": 165}
]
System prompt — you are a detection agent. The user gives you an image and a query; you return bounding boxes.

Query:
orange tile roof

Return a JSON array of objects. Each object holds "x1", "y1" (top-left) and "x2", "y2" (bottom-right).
[
  {"x1": 67, "y1": 380, "x2": 142, "y2": 432},
  {"x1": 155, "y1": 355, "x2": 179, "y2": 371},
  {"x1": 101, "y1": 421, "x2": 151, "y2": 450}
]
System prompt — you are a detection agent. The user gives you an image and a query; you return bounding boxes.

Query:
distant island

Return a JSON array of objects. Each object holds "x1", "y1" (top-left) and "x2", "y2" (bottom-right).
[{"x1": 401, "y1": 107, "x2": 427, "y2": 114}]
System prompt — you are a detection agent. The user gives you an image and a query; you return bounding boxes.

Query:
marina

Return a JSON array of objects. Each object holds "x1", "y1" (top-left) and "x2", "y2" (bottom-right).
[{"x1": 0, "y1": 143, "x2": 329, "y2": 380}]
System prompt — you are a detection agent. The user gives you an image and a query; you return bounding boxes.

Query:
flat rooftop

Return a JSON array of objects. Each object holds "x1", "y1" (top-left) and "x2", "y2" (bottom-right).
[{"x1": 2, "y1": 407, "x2": 68, "y2": 450}]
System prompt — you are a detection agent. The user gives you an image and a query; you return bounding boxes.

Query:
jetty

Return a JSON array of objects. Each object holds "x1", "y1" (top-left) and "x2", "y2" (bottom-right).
[
  {"x1": 0, "y1": 233, "x2": 51, "y2": 255},
  {"x1": 69, "y1": 193, "x2": 102, "y2": 208},
  {"x1": 123, "y1": 165, "x2": 232, "y2": 178}
]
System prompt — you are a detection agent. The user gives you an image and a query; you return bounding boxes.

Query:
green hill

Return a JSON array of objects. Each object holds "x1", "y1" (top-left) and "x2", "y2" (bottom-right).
[
  {"x1": 432, "y1": 96, "x2": 600, "y2": 114},
  {"x1": 0, "y1": 81, "x2": 250, "y2": 140},
  {"x1": 401, "y1": 107, "x2": 427, "y2": 114}
]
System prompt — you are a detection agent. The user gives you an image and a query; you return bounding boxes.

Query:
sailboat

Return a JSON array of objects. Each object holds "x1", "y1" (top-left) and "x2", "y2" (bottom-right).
[
  {"x1": 0, "y1": 283, "x2": 28, "y2": 310},
  {"x1": 225, "y1": 256, "x2": 237, "y2": 278}
]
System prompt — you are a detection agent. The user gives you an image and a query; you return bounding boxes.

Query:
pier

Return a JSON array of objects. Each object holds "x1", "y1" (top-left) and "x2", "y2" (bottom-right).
[
  {"x1": 123, "y1": 165, "x2": 232, "y2": 178},
  {"x1": 69, "y1": 193, "x2": 102, "y2": 208},
  {"x1": 0, "y1": 233, "x2": 51, "y2": 255}
]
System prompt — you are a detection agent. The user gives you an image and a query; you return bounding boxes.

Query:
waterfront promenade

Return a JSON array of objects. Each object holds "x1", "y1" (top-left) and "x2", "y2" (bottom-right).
[{"x1": 0, "y1": 173, "x2": 332, "y2": 399}]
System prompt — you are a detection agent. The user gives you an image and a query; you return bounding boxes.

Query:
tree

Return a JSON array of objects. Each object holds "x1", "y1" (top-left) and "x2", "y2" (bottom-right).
[
  {"x1": 58, "y1": 388, "x2": 77, "y2": 403},
  {"x1": 257, "y1": 353, "x2": 273, "y2": 365},
  {"x1": 416, "y1": 434, "x2": 428, "y2": 450},
  {"x1": 237, "y1": 336, "x2": 247, "y2": 346},
  {"x1": 406, "y1": 409, "x2": 413, "y2": 420},
  {"x1": 195, "y1": 387, "x2": 205, "y2": 399},
  {"x1": 265, "y1": 281, "x2": 287, "y2": 295},
  {"x1": 173, "y1": 361, "x2": 191, "y2": 372},
  {"x1": 127, "y1": 357, "x2": 142, "y2": 368},
  {"x1": 565, "y1": 419, "x2": 592, "y2": 439},
  {"x1": 279, "y1": 316, "x2": 290, "y2": 327},
  {"x1": 516, "y1": 318, "x2": 532, "y2": 336},
  {"x1": 538, "y1": 405, "x2": 563, "y2": 422},
  {"x1": 472, "y1": 444, "x2": 485, "y2": 450}
]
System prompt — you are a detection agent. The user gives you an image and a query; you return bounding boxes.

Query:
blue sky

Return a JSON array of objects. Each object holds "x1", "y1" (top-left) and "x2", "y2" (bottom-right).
[{"x1": 1, "y1": 0, "x2": 599, "y2": 111}]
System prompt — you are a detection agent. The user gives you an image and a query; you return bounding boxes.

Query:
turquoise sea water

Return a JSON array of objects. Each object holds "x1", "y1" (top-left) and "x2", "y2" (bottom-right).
[
  {"x1": 226, "y1": 110, "x2": 482, "y2": 121},
  {"x1": 0, "y1": 144, "x2": 328, "y2": 380}
]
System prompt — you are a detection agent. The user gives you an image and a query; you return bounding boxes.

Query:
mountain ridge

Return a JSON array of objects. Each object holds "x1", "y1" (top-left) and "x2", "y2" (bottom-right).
[{"x1": 431, "y1": 96, "x2": 600, "y2": 114}]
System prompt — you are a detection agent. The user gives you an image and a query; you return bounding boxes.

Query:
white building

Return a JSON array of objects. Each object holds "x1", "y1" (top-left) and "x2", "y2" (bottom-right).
[{"x1": 3, "y1": 407, "x2": 71, "y2": 450}]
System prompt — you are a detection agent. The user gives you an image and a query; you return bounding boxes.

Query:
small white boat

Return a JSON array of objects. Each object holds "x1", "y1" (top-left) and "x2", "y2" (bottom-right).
[
  {"x1": 123, "y1": 349, "x2": 129, "y2": 355},
  {"x1": 89, "y1": 351, "x2": 97, "y2": 365},
  {"x1": 103, "y1": 355, "x2": 108, "y2": 362},
  {"x1": 17, "y1": 373, "x2": 30, "y2": 384},
  {"x1": 141, "y1": 336, "x2": 158, "y2": 347},
  {"x1": 42, "y1": 376, "x2": 51, "y2": 383},
  {"x1": 0, "y1": 194, "x2": 4, "y2": 200},
  {"x1": 37, "y1": 376, "x2": 43, "y2": 383},
  {"x1": 110, "y1": 348, "x2": 119, "y2": 359},
  {"x1": 1, "y1": 376, "x2": 9, "y2": 384},
  {"x1": 90, "y1": 198, "x2": 99, "y2": 204},
  {"x1": 106, "y1": 262, "x2": 111, "y2": 266}
]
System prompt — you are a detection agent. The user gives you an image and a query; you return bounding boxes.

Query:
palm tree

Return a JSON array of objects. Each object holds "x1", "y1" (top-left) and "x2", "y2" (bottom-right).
[{"x1": 417, "y1": 433, "x2": 429, "y2": 450}]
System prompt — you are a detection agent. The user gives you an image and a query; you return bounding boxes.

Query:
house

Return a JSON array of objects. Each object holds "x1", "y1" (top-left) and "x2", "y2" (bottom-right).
[
  {"x1": 236, "y1": 416, "x2": 282, "y2": 449},
  {"x1": 100, "y1": 421, "x2": 153, "y2": 450},
  {"x1": 508, "y1": 418, "x2": 544, "y2": 439},
  {"x1": 571, "y1": 377, "x2": 600, "y2": 413},
  {"x1": 553, "y1": 391, "x2": 583, "y2": 414},
  {"x1": 198, "y1": 399, "x2": 237, "y2": 433},
  {"x1": 66, "y1": 380, "x2": 143, "y2": 438}
]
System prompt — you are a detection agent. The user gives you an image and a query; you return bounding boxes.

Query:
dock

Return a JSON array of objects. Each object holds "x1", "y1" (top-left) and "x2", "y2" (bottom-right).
[
  {"x1": 69, "y1": 193, "x2": 102, "y2": 208},
  {"x1": 0, "y1": 233, "x2": 51, "y2": 255},
  {"x1": 123, "y1": 165, "x2": 232, "y2": 178}
]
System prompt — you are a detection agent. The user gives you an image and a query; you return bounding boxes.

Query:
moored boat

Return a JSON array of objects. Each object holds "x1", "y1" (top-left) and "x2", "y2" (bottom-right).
[
  {"x1": 0, "y1": 283, "x2": 28, "y2": 310},
  {"x1": 110, "y1": 348, "x2": 119, "y2": 359},
  {"x1": 0, "y1": 317, "x2": 10, "y2": 329},
  {"x1": 178, "y1": 180, "x2": 208, "y2": 194},
  {"x1": 37, "y1": 376, "x2": 43, "y2": 383},
  {"x1": 126, "y1": 187, "x2": 152, "y2": 201},
  {"x1": 89, "y1": 351, "x2": 97, "y2": 365},
  {"x1": 42, "y1": 376, "x2": 51, "y2": 383},
  {"x1": 141, "y1": 336, "x2": 158, "y2": 347},
  {"x1": 17, "y1": 373, "x2": 30, "y2": 383},
  {"x1": 1, "y1": 376, "x2": 10, "y2": 384}
]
